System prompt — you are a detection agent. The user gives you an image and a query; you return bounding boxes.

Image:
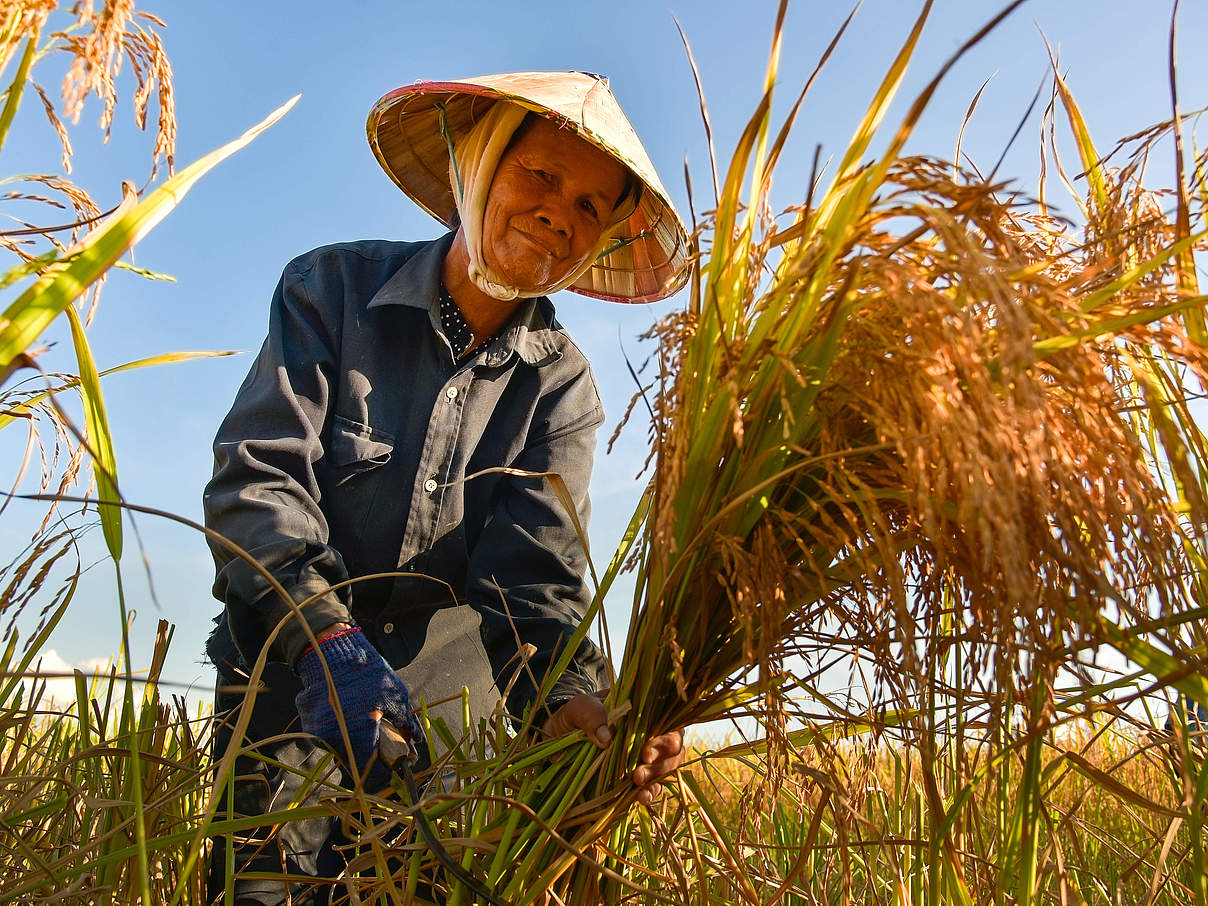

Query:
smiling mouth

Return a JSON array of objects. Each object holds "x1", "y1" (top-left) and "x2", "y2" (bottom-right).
[{"x1": 513, "y1": 225, "x2": 562, "y2": 257}]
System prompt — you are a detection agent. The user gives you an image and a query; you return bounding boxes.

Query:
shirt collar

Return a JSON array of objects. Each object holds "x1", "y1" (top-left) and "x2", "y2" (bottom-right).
[{"x1": 368, "y1": 231, "x2": 566, "y2": 368}]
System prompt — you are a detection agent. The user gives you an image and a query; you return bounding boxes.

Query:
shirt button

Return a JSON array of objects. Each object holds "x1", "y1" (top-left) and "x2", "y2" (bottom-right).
[
  {"x1": 383, "y1": 622, "x2": 394, "y2": 634},
  {"x1": 424, "y1": 478, "x2": 438, "y2": 493},
  {"x1": 445, "y1": 386, "x2": 459, "y2": 400}
]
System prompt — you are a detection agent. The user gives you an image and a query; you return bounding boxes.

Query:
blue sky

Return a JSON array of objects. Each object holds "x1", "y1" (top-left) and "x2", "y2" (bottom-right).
[{"x1": 5, "y1": 0, "x2": 1206, "y2": 708}]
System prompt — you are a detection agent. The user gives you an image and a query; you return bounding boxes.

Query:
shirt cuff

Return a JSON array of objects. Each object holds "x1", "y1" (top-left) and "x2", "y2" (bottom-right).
[{"x1": 274, "y1": 594, "x2": 354, "y2": 666}]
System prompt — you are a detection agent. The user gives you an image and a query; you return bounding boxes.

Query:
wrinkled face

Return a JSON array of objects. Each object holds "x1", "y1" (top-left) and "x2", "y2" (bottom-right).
[{"x1": 481, "y1": 116, "x2": 630, "y2": 294}]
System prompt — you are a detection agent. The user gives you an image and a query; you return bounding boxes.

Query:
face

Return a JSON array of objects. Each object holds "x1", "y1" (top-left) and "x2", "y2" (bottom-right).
[{"x1": 480, "y1": 116, "x2": 629, "y2": 293}]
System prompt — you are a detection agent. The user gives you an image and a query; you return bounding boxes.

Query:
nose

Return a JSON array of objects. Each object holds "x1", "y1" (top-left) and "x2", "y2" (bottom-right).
[{"x1": 535, "y1": 206, "x2": 571, "y2": 238}]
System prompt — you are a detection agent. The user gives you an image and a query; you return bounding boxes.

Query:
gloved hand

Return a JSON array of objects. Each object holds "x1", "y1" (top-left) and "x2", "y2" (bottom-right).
[{"x1": 294, "y1": 626, "x2": 424, "y2": 784}]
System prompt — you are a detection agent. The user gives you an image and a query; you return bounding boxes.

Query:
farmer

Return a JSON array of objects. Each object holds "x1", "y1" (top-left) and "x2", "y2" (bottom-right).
[{"x1": 202, "y1": 72, "x2": 690, "y2": 903}]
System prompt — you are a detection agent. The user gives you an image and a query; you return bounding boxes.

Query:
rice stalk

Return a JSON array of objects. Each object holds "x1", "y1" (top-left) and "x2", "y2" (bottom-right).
[
  {"x1": 0, "y1": 5, "x2": 299, "y2": 903},
  {"x1": 0, "y1": 510, "x2": 215, "y2": 904}
]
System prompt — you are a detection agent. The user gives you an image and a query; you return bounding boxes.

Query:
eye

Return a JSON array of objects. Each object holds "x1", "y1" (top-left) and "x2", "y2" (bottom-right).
[
  {"x1": 580, "y1": 199, "x2": 599, "y2": 220},
  {"x1": 531, "y1": 168, "x2": 554, "y2": 184}
]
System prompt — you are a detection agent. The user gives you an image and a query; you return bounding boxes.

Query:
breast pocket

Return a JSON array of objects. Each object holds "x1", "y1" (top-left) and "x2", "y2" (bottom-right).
[
  {"x1": 323, "y1": 415, "x2": 399, "y2": 574},
  {"x1": 330, "y1": 414, "x2": 393, "y2": 484}
]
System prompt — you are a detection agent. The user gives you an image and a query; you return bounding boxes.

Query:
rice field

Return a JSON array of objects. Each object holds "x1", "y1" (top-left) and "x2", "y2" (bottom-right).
[
  {"x1": 4, "y1": 667, "x2": 1203, "y2": 903},
  {"x1": 3, "y1": 1, "x2": 1208, "y2": 903}
]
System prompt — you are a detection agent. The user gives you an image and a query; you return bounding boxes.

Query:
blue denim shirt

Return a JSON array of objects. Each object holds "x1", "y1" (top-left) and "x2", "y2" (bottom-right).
[{"x1": 203, "y1": 231, "x2": 609, "y2": 715}]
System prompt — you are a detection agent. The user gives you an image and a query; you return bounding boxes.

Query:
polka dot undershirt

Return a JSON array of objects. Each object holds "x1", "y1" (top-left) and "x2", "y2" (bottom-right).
[{"x1": 438, "y1": 281, "x2": 495, "y2": 360}]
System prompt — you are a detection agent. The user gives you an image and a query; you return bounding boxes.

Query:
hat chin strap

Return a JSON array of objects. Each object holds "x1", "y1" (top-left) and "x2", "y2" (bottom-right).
[
  {"x1": 450, "y1": 103, "x2": 625, "y2": 301},
  {"x1": 467, "y1": 247, "x2": 602, "y2": 302},
  {"x1": 467, "y1": 258, "x2": 523, "y2": 302}
]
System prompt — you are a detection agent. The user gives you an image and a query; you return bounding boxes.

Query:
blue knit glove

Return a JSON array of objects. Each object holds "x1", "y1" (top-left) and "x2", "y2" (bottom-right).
[{"x1": 294, "y1": 627, "x2": 424, "y2": 782}]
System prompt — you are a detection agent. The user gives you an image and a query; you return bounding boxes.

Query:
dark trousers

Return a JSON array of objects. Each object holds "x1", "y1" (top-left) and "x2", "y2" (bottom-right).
[
  {"x1": 206, "y1": 605, "x2": 503, "y2": 905},
  {"x1": 207, "y1": 662, "x2": 352, "y2": 905}
]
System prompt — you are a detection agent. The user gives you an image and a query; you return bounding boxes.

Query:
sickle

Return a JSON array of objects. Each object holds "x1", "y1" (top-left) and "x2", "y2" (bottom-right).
[{"x1": 379, "y1": 718, "x2": 510, "y2": 906}]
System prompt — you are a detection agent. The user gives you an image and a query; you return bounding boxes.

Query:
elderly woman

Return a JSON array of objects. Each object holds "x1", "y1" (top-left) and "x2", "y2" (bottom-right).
[{"x1": 203, "y1": 72, "x2": 689, "y2": 903}]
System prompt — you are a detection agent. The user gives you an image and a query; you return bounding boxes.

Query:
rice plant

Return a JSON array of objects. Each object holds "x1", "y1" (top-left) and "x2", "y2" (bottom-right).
[
  {"x1": 6, "y1": 0, "x2": 1208, "y2": 903},
  {"x1": 0, "y1": 4, "x2": 291, "y2": 903}
]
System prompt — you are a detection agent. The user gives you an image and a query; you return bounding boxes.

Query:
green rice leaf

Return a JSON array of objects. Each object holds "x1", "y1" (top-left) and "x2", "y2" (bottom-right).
[
  {"x1": 1033, "y1": 292, "x2": 1208, "y2": 356},
  {"x1": 0, "y1": 33, "x2": 36, "y2": 156},
  {"x1": 1063, "y1": 750, "x2": 1185, "y2": 819},
  {"x1": 1050, "y1": 58, "x2": 1109, "y2": 214},
  {"x1": 64, "y1": 305, "x2": 121, "y2": 560},
  {"x1": 0, "y1": 95, "x2": 299, "y2": 376},
  {"x1": 0, "y1": 248, "x2": 60, "y2": 290},
  {"x1": 0, "y1": 349, "x2": 239, "y2": 431},
  {"x1": 1100, "y1": 621, "x2": 1208, "y2": 711}
]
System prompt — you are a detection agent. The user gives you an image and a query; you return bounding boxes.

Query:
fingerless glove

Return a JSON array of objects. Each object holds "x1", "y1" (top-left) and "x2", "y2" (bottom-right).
[{"x1": 294, "y1": 627, "x2": 424, "y2": 783}]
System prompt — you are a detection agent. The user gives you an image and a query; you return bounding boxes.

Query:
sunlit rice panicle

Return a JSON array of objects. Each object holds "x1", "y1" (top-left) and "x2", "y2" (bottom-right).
[
  {"x1": 0, "y1": 0, "x2": 58, "y2": 47},
  {"x1": 0, "y1": 1, "x2": 178, "y2": 390},
  {"x1": 645, "y1": 155, "x2": 1204, "y2": 731},
  {"x1": 60, "y1": 0, "x2": 133, "y2": 129},
  {"x1": 58, "y1": 0, "x2": 175, "y2": 175},
  {"x1": 126, "y1": 14, "x2": 175, "y2": 173},
  {"x1": 33, "y1": 82, "x2": 74, "y2": 172},
  {"x1": 0, "y1": 1, "x2": 176, "y2": 187}
]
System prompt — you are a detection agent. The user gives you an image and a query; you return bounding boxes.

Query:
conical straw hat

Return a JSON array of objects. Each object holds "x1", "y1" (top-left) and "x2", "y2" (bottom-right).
[{"x1": 367, "y1": 71, "x2": 690, "y2": 303}]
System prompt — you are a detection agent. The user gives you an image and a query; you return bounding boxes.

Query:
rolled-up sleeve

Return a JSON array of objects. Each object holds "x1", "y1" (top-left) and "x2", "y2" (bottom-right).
[
  {"x1": 467, "y1": 364, "x2": 611, "y2": 721},
  {"x1": 204, "y1": 258, "x2": 351, "y2": 666}
]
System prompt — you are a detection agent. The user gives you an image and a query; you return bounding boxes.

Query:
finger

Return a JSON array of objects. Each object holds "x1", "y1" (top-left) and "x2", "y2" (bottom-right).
[
  {"x1": 633, "y1": 757, "x2": 679, "y2": 787},
  {"x1": 542, "y1": 694, "x2": 611, "y2": 747},
  {"x1": 636, "y1": 782, "x2": 662, "y2": 806},
  {"x1": 637, "y1": 751, "x2": 684, "y2": 784},
  {"x1": 561, "y1": 696, "x2": 608, "y2": 738},
  {"x1": 640, "y1": 730, "x2": 685, "y2": 764}
]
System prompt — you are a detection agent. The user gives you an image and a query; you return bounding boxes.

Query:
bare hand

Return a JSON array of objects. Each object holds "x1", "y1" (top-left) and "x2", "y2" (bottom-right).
[{"x1": 542, "y1": 691, "x2": 685, "y2": 805}]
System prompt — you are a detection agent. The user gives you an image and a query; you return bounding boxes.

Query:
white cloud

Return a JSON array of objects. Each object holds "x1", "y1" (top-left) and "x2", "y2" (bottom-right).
[
  {"x1": 20, "y1": 649, "x2": 116, "y2": 710},
  {"x1": 15, "y1": 648, "x2": 213, "y2": 718}
]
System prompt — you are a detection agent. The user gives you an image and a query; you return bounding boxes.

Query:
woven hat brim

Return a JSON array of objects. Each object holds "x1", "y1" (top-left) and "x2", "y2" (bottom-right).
[{"x1": 367, "y1": 75, "x2": 690, "y2": 303}]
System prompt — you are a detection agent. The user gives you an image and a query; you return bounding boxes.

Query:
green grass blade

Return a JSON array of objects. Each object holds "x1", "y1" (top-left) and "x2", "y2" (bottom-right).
[
  {"x1": 64, "y1": 305, "x2": 121, "y2": 560},
  {"x1": 0, "y1": 95, "x2": 299, "y2": 373},
  {"x1": 0, "y1": 33, "x2": 36, "y2": 157},
  {"x1": 0, "y1": 249, "x2": 61, "y2": 291},
  {"x1": 831, "y1": 1, "x2": 931, "y2": 187},
  {"x1": 1049, "y1": 54, "x2": 1109, "y2": 214},
  {"x1": 1101, "y1": 621, "x2": 1208, "y2": 710},
  {"x1": 0, "y1": 349, "x2": 239, "y2": 431},
  {"x1": 1034, "y1": 290, "x2": 1208, "y2": 356}
]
